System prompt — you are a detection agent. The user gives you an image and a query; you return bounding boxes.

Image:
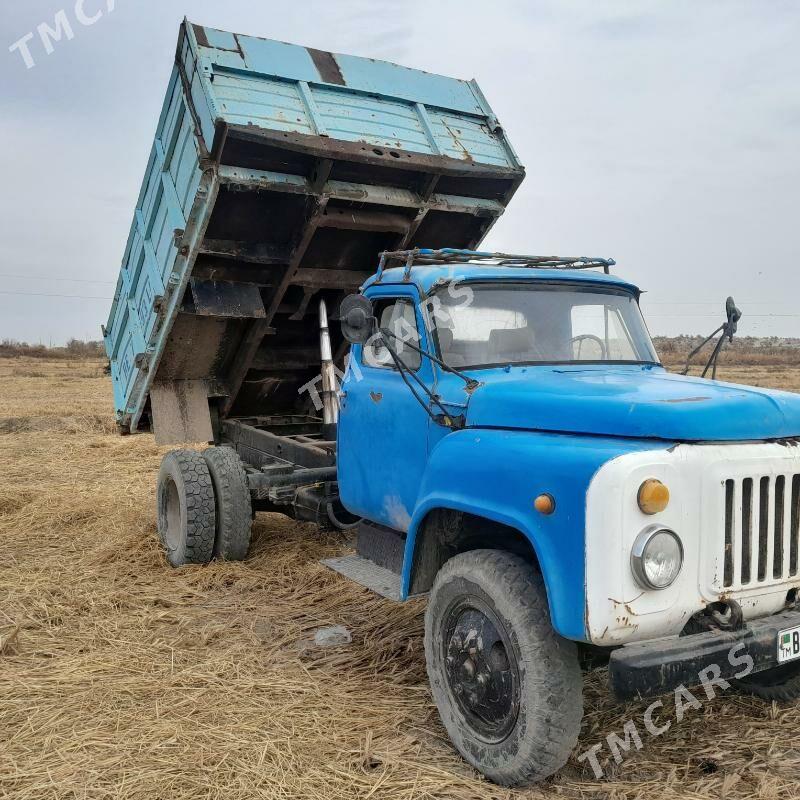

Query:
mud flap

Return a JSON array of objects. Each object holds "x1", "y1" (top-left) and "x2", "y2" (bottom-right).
[{"x1": 150, "y1": 380, "x2": 214, "y2": 445}]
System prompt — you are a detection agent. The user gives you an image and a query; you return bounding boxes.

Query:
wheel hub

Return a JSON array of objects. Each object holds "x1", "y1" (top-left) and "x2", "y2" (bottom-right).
[{"x1": 444, "y1": 600, "x2": 520, "y2": 742}]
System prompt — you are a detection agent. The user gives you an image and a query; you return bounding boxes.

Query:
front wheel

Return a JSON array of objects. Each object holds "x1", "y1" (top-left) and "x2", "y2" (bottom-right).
[{"x1": 424, "y1": 549, "x2": 582, "y2": 787}]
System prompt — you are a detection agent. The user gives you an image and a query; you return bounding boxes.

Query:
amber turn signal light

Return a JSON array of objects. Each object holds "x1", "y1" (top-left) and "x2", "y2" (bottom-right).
[
  {"x1": 638, "y1": 479, "x2": 670, "y2": 515},
  {"x1": 534, "y1": 494, "x2": 556, "y2": 515}
]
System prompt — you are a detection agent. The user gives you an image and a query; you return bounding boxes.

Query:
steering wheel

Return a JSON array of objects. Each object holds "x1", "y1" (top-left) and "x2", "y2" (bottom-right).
[{"x1": 571, "y1": 334, "x2": 607, "y2": 360}]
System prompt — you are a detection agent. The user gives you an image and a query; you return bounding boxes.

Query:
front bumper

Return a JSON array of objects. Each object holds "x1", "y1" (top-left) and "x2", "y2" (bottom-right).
[{"x1": 609, "y1": 608, "x2": 800, "y2": 700}]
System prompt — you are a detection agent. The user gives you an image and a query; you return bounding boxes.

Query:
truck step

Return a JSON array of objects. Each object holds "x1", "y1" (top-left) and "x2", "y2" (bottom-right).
[
  {"x1": 355, "y1": 520, "x2": 405, "y2": 573},
  {"x1": 321, "y1": 555, "x2": 402, "y2": 601}
]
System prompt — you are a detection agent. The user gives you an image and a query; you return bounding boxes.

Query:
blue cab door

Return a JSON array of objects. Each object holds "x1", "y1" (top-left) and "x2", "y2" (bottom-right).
[{"x1": 337, "y1": 288, "x2": 433, "y2": 532}]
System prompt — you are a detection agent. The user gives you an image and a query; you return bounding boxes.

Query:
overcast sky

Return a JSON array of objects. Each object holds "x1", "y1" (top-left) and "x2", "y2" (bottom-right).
[{"x1": 1, "y1": 0, "x2": 798, "y2": 344}]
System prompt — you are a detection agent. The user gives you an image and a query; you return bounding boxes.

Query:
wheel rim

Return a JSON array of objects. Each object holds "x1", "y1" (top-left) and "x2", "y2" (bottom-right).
[
  {"x1": 442, "y1": 595, "x2": 520, "y2": 743},
  {"x1": 163, "y1": 477, "x2": 182, "y2": 552}
]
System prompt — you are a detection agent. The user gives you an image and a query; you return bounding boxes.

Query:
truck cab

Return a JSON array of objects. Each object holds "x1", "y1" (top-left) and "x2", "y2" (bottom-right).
[{"x1": 332, "y1": 248, "x2": 800, "y2": 784}]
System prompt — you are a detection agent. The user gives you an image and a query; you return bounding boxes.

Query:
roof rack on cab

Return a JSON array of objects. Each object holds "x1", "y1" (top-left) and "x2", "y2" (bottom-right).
[{"x1": 375, "y1": 247, "x2": 616, "y2": 282}]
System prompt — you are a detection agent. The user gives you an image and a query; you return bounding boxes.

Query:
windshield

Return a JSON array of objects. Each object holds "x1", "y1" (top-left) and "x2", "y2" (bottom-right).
[{"x1": 433, "y1": 283, "x2": 659, "y2": 368}]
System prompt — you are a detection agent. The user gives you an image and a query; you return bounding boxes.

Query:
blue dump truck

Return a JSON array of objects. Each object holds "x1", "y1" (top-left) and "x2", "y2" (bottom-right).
[{"x1": 106, "y1": 20, "x2": 800, "y2": 786}]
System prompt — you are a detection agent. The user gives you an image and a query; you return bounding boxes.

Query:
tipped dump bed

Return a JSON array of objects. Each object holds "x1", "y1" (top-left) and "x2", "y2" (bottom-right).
[{"x1": 105, "y1": 19, "x2": 525, "y2": 440}]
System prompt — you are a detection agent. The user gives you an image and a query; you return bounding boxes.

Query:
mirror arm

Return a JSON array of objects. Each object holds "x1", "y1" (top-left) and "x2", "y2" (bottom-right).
[
  {"x1": 378, "y1": 330, "x2": 464, "y2": 429},
  {"x1": 379, "y1": 328, "x2": 479, "y2": 391},
  {"x1": 681, "y1": 324, "x2": 724, "y2": 375},
  {"x1": 681, "y1": 297, "x2": 742, "y2": 380},
  {"x1": 701, "y1": 331, "x2": 728, "y2": 380}
]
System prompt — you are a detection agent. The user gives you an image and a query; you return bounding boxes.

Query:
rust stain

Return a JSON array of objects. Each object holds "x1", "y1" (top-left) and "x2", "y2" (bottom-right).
[
  {"x1": 443, "y1": 121, "x2": 472, "y2": 161},
  {"x1": 370, "y1": 391, "x2": 383, "y2": 404},
  {"x1": 307, "y1": 47, "x2": 346, "y2": 85},
  {"x1": 192, "y1": 24, "x2": 211, "y2": 48},
  {"x1": 232, "y1": 33, "x2": 246, "y2": 61},
  {"x1": 609, "y1": 592, "x2": 645, "y2": 610},
  {"x1": 464, "y1": 381, "x2": 482, "y2": 396}
]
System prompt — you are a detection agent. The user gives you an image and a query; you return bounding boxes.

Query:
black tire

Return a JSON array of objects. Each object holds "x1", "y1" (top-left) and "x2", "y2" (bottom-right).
[
  {"x1": 733, "y1": 662, "x2": 800, "y2": 701},
  {"x1": 156, "y1": 450, "x2": 216, "y2": 567},
  {"x1": 424, "y1": 549, "x2": 582, "y2": 787},
  {"x1": 202, "y1": 446, "x2": 252, "y2": 561}
]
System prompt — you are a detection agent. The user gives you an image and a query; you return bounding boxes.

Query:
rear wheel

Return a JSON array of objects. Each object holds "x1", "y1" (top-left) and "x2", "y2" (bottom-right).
[
  {"x1": 203, "y1": 446, "x2": 252, "y2": 561},
  {"x1": 734, "y1": 662, "x2": 800, "y2": 701},
  {"x1": 156, "y1": 450, "x2": 216, "y2": 567},
  {"x1": 424, "y1": 549, "x2": 582, "y2": 787}
]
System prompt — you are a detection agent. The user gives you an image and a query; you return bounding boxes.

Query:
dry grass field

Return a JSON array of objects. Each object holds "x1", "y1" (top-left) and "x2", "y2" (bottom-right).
[{"x1": 2, "y1": 357, "x2": 800, "y2": 800}]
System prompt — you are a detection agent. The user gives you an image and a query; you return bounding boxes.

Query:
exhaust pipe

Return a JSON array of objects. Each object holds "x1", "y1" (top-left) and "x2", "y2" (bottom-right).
[{"x1": 318, "y1": 299, "x2": 339, "y2": 425}]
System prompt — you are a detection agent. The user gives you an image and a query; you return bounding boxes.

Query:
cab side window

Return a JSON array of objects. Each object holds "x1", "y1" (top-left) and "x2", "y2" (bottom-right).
[{"x1": 362, "y1": 298, "x2": 422, "y2": 370}]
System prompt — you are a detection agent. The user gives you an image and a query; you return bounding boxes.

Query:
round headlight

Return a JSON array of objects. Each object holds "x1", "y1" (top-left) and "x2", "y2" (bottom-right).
[{"x1": 631, "y1": 526, "x2": 683, "y2": 589}]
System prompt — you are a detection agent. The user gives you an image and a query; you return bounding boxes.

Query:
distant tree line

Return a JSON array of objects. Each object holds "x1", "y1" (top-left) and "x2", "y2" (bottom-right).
[
  {"x1": 654, "y1": 335, "x2": 800, "y2": 367},
  {"x1": 0, "y1": 339, "x2": 106, "y2": 359},
  {"x1": 1, "y1": 335, "x2": 797, "y2": 367}
]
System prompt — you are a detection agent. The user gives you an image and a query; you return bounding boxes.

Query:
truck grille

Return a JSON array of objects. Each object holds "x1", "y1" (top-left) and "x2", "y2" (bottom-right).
[{"x1": 723, "y1": 474, "x2": 800, "y2": 588}]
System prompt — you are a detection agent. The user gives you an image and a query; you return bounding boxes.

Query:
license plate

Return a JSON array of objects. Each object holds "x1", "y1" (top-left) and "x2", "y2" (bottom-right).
[{"x1": 777, "y1": 626, "x2": 800, "y2": 664}]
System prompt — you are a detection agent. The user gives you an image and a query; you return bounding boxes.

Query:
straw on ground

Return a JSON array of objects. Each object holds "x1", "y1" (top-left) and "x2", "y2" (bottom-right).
[{"x1": 1, "y1": 357, "x2": 800, "y2": 799}]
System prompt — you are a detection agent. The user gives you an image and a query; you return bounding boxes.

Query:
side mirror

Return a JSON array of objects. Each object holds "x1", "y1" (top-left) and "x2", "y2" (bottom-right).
[
  {"x1": 340, "y1": 294, "x2": 375, "y2": 344},
  {"x1": 726, "y1": 296, "x2": 742, "y2": 324},
  {"x1": 725, "y1": 296, "x2": 742, "y2": 340}
]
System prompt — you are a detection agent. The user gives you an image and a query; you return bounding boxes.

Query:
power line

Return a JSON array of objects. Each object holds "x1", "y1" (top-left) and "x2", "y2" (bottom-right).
[
  {"x1": 0, "y1": 290, "x2": 112, "y2": 300},
  {"x1": 0, "y1": 273, "x2": 115, "y2": 284},
  {"x1": 648, "y1": 313, "x2": 799, "y2": 318}
]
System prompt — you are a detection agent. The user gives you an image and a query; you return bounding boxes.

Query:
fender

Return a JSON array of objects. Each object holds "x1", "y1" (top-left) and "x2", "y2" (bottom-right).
[{"x1": 401, "y1": 427, "x2": 665, "y2": 641}]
